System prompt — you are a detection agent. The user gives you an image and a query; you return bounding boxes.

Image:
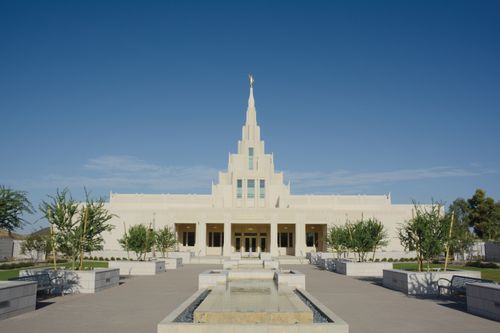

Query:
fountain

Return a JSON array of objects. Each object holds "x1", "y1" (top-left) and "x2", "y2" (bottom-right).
[{"x1": 157, "y1": 260, "x2": 349, "y2": 333}]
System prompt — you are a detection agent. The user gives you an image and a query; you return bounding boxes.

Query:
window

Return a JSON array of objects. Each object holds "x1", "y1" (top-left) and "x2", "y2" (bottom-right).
[
  {"x1": 183, "y1": 232, "x2": 196, "y2": 246},
  {"x1": 235, "y1": 237, "x2": 241, "y2": 251},
  {"x1": 306, "y1": 232, "x2": 319, "y2": 247},
  {"x1": 289, "y1": 232, "x2": 293, "y2": 247},
  {"x1": 208, "y1": 232, "x2": 223, "y2": 247},
  {"x1": 247, "y1": 179, "x2": 255, "y2": 198},
  {"x1": 259, "y1": 179, "x2": 265, "y2": 198},
  {"x1": 248, "y1": 147, "x2": 254, "y2": 170},
  {"x1": 236, "y1": 179, "x2": 242, "y2": 198},
  {"x1": 278, "y1": 232, "x2": 288, "y2": 248}
]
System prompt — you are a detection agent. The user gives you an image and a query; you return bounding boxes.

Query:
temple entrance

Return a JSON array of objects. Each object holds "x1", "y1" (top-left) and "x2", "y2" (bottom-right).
[
  {"x1": 232, "y1": 224, "x2": 269, "y2": 257},
  {"x1": 243, "y1": 236, "x2": 257, "y2": 255}
]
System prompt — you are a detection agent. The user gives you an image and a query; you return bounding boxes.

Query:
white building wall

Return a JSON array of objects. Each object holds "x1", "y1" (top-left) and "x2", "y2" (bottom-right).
[{"x1": 100, "y1": 79, "x2": 420, "y2": 258}]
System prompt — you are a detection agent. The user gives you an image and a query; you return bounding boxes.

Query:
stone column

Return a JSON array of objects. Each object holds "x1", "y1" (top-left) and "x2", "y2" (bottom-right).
[
  {"x1": 270, "y1": 223, "x2": 278, "y2": 257},
  {"x1": 195, "y1": 222, "x2": 206, "y2": 256},
  {"x1": 223, "y1": 222, "x2": 232, "y2": 256},
  {"x1": 295, "y1": 222, "x2": 306, "y2": 257}
]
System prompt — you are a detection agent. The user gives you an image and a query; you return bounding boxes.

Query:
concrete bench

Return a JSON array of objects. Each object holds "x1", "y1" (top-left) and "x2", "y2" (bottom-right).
[{"x1": 438, "y1": 275, "x2": 492, "y2": 297}]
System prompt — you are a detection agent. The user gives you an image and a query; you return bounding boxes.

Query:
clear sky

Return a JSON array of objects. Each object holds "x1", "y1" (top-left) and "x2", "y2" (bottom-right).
[{"x1": 1, "y1": 1, "x2": 499, "y2": 232}]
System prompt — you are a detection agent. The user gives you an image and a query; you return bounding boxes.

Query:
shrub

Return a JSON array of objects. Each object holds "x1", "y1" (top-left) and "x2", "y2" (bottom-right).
[
  {"x1": 375, "y1": 258, "x2": 380, "y2": 262},
  {"x1": 122, "y1": 257, "x2": 127, "y2": 261},
  {"x1": 116, "y1": 257, "x2": 121, "y2": 261},
  {"x1": 110, "y1": 257, "x2": 115, "y2": 261},
  {"x1": 388, "y1": 258, "x2": 394, "y2": 262},
  {"x1": 465, "y1": 261, "x2": 498, "y2": 269},
  {"x1": 98, "y1": 256, "x2": 104, "y2": 261},
  {"x1": 368, "y1": 258, "x2": 373, "y2": 262},
  {"x1": 381, "y1": 258, "x2": 387, "y2": 262}
]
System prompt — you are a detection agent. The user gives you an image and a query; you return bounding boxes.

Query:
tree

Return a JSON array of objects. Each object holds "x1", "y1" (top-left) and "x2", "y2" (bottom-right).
[
  {"x1": 77, "y1": 191, "x2": 115, "y2": 270},
  {"x1": 155, "y1": 226, "x2": 177, "y2": 258},
  {"x1": 40, "y1": 188, "x2": 115, "y2": 270},
  {"x1": 0, "y1": 185, "x2": 34, "y2": 234},
  {"x1": 467, "y1": 189, "x2": 499, "y2": 240},
  {"x1": 119, "y1": 224, "x2": 154, "y2": 260},
  {"x1": 325, "y1": 225, "x2": 349, "y2": 259},
  {"x1": 21, "y1": 233, "x2": 51, "y2": 263},
  {"x1": 39, "y1": 189, "x2": 80, "y2": 268},
  {"x1": 398, "y1": 202, "x2": 447, "y2": 271},
  {"x1": 446, "y1": 198, "x2": 475, "y2": 260},
  {"x1": 365, "y1": 218, "x2": 388, "y2": 261},
  {"x1": 349, "y1": 218, "x2": 388, "y2": 262}
]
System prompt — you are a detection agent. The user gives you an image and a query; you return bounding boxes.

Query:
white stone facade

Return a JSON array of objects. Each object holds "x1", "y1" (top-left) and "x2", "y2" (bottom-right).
[{"x1": 100, "y1": 79, "x2": 419, "y2": 258}]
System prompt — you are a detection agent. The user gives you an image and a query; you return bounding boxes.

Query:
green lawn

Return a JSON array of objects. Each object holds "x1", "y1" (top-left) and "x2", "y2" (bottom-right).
[
  {"x1": 0, "y1": 261, "x2": 109, "y2": 281},
  {"x1": 393, "y1": 263, "x2": 500, "y2": 282}
]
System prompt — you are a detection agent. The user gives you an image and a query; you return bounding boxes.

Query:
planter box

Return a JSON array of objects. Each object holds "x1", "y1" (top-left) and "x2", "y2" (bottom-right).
[
  {"x1": 275, "y1": 270, "x2": 306, "y2": 289},
  {"x1": 467, "y1": 282, "x2": 500, "y2": 321},
  {"x1": 20, "y1": 268, "x2": 120, "y2": 294},
  {"x1": 109, "y1": 260, "x2": 165, "y2": 276},
  {"x1": 167, "y1": 252, "x2": 192, "y2": 264},
  {"x1": 163, "y1": 258, "x2": 182, "y2": 270},
  {"x1": 335, "y1": 261, "x2": 393, "y2": 277},
  {"x1": 199, "y1": 270, "x2": 227, "y2": 289},
  {"x1": 383, "y1": 269, "x2": 481, "y2": 296},
  {"x1": 0, "y1": 280, "x2": 37, "y2": 320}
]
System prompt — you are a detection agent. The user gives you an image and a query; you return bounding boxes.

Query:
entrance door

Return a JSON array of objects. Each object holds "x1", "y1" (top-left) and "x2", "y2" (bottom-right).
[{"x1": 243, "y1": 236, "x2": 257, "y2": 256}]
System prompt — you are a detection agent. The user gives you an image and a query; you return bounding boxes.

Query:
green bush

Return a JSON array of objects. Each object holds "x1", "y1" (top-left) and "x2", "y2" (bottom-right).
[
  {"x1": 465, "y1": 261, "x2": 498, "y2": 269},
  {"x1": 381, "y1": 258, "x2": 387, "y2": 262},
  {"x1": 110, "y1": 257, "x2": 115, "y2": 261},
  {"x1": 388, "y1": 258, "x2": 394, "y2": 262},
  {"x1": 374, "y1": 258, "x2": 380, "y2": 262},
  {"x1": 116, "y1": 257, "x2": 121, "y2": 261},
  {"x1": 122, "y1": 257, "x2": 127, "y2": 261}
]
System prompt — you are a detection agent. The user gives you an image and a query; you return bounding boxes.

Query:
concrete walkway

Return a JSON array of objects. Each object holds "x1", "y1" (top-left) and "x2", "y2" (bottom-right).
[
  {"x1": 1, "y1": 264, "x2": 498, "y2": 333},
  {"x1": 287, "y1": 264, "x2": 499, "y2": 333}
]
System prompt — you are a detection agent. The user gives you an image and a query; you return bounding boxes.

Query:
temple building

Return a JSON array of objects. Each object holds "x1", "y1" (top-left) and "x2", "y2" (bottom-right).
[{"x1": 101, "y1": 77, "x2": 415, "y2": 259}]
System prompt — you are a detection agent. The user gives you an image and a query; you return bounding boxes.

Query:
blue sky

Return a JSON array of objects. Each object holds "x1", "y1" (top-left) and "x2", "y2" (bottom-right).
[{"x1": 1, "y1": 1, "x2": 499, "y2": 232}]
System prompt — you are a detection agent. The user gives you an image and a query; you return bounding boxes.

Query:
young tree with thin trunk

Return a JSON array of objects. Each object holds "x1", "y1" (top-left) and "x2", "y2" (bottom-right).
[
  {"x1": 119, "y1": 224, "x2": 153, "y2": 260},
  {"x1": 155, "y1": 226, "x2": 177, "y2": 258},
  {"x1": 40, "y1": 189, "x2": 79, "y2": 269},
  {"x1": 398, "y1": 202, "x2": 447, "y2": 272}
]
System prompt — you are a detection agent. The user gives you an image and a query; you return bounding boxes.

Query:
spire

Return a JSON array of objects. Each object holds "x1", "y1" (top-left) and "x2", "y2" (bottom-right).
[{"x1": 246, "y1": 74, "x2": 257, "y2": 125}]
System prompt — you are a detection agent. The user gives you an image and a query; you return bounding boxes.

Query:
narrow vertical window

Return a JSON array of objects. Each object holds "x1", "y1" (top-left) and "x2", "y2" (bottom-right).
[
  {"x1": 259, "y1": 179, "x2": 265, "y2": 198},
  {"x1": 237, "y1": 179, "x2": 242, "y2": 198},
  {"x1": 247, "y1": 179, "x2": 255, "y2": 198},
  {"x1": 248, "y1": 147, "x2": 254, "y2": 170}
]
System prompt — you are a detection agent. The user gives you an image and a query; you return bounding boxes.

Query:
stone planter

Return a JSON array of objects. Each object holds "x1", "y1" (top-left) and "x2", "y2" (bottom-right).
[
  {"x1": 334, "y1": 261, "x2": 393, "y2": 277},
  {"x1": 163, "y1": 258, "x2": 182, "y2": 270},
  {"x1": 467, "y1": 282, "x2": 500, "y2": 321},
  {"x1": 109, "y1": 260, "x2": 165, "y2": 276},
  {"x1": 19, "y1": 267, "x2": 120, "y2": 294},
  {"x1": 275, "y1": 270, "x2": 306, "y2": 289},
  {"x1": 167, "y1": 251, "x2": 192, "y2": 264},
  {"x1": 383, "y1": 269, "x2": 481, "y2": 296},
  {"x1": 199, "y1": 270, "x2": 227, "y2": 289},
  {"x1": 0, "y1": 280, "x2": 37, "y2": 320}
]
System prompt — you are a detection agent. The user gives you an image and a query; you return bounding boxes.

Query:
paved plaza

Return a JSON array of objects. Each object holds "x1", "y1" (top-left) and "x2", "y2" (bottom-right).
[{"x1": 1, "y1": 264, "x2": 498, "y2": 333}]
